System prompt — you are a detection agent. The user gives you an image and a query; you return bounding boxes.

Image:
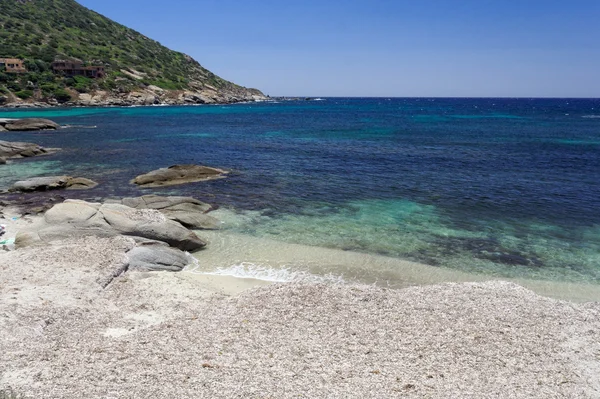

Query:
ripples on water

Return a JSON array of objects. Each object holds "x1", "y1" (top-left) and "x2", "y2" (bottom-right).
[{"x1": 1, "y1": 98, "x2": 599, "y2": 284}]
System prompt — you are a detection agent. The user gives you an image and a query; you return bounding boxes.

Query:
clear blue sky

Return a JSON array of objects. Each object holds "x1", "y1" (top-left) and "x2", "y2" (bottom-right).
[{"x1": 77, "y1": 0, "x2": 599, "y2": 97}]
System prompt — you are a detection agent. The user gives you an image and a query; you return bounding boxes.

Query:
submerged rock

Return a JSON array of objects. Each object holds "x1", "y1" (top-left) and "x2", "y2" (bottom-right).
[
  {"x1": 131, "y1": 164, "x2": 227, "y2": 188},
  {"x1": 2, "y1": 118, "x2": 60, "y2": 131},
  {"x1": 9, "y1": 176, "x2": 98, "y2": 192},
  {"x1": 0, "y1": 140, "x2": 58, "y2": 160}
]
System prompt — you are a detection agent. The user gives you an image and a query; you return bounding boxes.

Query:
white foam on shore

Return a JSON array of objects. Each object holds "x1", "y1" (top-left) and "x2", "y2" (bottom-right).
[{"x1": 187, "y1": 261, "x2": 344, "y2": 284}]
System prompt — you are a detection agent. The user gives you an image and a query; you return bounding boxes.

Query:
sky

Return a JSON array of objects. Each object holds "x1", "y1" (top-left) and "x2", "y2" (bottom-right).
[{"x1": 77, "y1": 0, "x2": 600, "y2": 97}]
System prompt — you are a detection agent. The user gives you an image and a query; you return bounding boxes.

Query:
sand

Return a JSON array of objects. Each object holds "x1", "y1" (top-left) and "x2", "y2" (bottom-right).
[{"x1": 1, "y1": 212, "x2": 600, "y2": 398}]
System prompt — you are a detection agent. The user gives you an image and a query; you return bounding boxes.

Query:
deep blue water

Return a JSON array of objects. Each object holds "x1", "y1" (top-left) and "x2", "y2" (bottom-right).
[{"x1": 1, "y1": 98, "x2": 599, "y2": 282}]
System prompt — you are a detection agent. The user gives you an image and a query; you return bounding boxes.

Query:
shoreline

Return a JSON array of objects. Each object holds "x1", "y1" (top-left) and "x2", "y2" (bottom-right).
[
  {"x1": 1, "y1": 208, "x2": 600, "y2": 397},
  {"x1": 190, "y1": 229, "x2": 600, "y2": 303},
  {"x1": 3, "y1": 206, "x2": 600, "y2": 304}
]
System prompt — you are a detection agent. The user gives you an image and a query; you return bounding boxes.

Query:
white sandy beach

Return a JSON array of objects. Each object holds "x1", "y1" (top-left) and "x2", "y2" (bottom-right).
[{"x1": 1, "y1": 210, "x2": 600, "y2": 398}]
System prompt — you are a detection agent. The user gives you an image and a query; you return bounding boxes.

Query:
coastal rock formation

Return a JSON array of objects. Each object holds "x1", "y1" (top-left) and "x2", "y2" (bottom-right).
[
  {"x1": 131, "y1": 164, "x2": 227, "y2": 188},
  {"x1": 0, "y1": 140, "x2": 57, "y2": 159},
  {"x1": 9, "y1": 176, "x2": 98, "y2": 192},
  {"x1": 16, "y1": 200, "x2": 207, "y2": 252},
  {"x1": 1, "y1": 118, "x2": 60, "y2": 131},
  {"x1": 127, "y1": 245, "x2": 191, "y2": 272},
  {"x1": 121, "y1": 195, "x2": 220, "y2": 229}
]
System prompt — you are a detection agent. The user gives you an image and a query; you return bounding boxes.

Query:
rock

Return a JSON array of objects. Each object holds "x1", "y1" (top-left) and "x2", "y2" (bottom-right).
[
  {"x1": 9, "y1": 176, "x2": 98, "y2": 192},
  {"x1": 0, "y1": 140, "x2": 57, "y2": 159},
  {"x1": 131, "y1": 164, "x2": 227, "y2": 188},
  {"x1": 0, "y1": 125, "x2": 6, "y2": 132},
  {"x1": 122, "y1": 195, "x2": 212, "y2": 213},
  {"x1": 10, "y1": 176, "x2": 70, "y2": 192},
  {"x1": 3, "y1": 118, "x2": 60, "y2": 131},
  {"x1": 164, "y1": 211, "x2": 221, "y2": 230},
  {"x1": 121, "y1": 195, "x2": 219, "y2": 229},
  {"x1": 44, "y1": 200, "x2": 101, "y2": 224},
  {"x1": 21, "y1": 200, "x2": 207, "y2": 252},
  {"x1": 127, "y1": 246, "x2": 191, "y2": 272},
  {"x1": 65, "y1": 177, "x2": 99, "y2": 190},
  {"x1": 0, "y1": 157, "x2": 6, "y2": 165}
]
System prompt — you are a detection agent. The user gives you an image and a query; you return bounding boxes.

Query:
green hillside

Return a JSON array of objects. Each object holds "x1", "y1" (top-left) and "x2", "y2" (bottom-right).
[{"x1": 0, "y1": 0, "x2": 260, "y2": 103}]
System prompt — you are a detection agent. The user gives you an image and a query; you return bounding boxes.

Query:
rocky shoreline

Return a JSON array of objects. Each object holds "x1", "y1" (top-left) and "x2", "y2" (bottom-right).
[{"x1": 1, "y1": 86, "x2": 268, "y2": 109}]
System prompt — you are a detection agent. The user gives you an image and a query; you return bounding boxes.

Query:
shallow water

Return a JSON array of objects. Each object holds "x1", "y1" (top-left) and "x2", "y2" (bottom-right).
[{"x1": 1, "y1": 98, "x2": 599, "y2": 285}]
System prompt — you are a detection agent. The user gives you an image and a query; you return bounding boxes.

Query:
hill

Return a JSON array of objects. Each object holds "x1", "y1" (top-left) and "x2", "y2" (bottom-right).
[{"x1": 0, "y1": 0, "x2": 265, "y2": 106}]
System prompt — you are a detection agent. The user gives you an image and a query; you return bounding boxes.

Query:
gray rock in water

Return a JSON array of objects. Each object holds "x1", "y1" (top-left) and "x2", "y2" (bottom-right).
[
  {"x1": 10, "y1": 176, "x2": 71, "y2": 192},
  {"x1": 19, "y1": 200, "x2": 207, "y2": 252},
  {"x1": 121, "y1": 194, "x2": 219, "y2": 229},
  {"x1": 65, "y1": 177, "x2": 99, "y2": 190},
  {"x1": 131, "y1": 164, "x2": 227, "y2": 187},
  {"x1": 163, "y1": 211, "x2": 221, "y2": 230},
  {"x1": 0, "y1": 140, "x2": 57, "y2": 159},
  {"x1": 9, "y1": 176, "x2": 98, "y2": 192},
  {"x1": 3, "y1": 118, "x2": 60, "y2": 131},
  {"x1": 122, "y1": 194, "x2": 212, "y2": 213},
  {"x1": 127, "y1": 246, "x2": 191, "y2": 272}
]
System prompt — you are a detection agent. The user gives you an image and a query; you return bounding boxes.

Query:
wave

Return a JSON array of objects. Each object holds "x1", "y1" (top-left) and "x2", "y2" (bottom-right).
[
  {"x1": 581, "y1": 115, "x2": 600, "y2": 119},
  {"x1": 186, "y1": 261, "x2": 344, "y2": 284},
  {"x1": 60, "y1": 124, "x2": 97, "y2": 129}
]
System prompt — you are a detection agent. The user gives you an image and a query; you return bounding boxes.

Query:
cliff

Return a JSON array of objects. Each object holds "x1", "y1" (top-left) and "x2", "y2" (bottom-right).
[{"x1": 0, "y1": 0, "x2": 266, "y2": 106}]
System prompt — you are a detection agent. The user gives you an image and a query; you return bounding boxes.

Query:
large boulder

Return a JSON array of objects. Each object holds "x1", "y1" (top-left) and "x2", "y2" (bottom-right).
[
  {"x1": 121, "y1": 195, "x2": 220, "y2": 229},
  {"x1": 131, "y1": 164, "x2": 227, "y2": 188},
  {"x1": 9, "y1": 176, "x2": 98, "y2": 192},
  {"x1": 18, "y1": 200, "x2": 207, "y2": 252},
  {"x1": 0, "y1": 140, "x2": 57, "y2": 159},
  {"x1": 3, "y1": 118, "x2": 60, "y2": 131},
  {"x1": 126, "y1": 246, "x2": 191, "y2": 272}
]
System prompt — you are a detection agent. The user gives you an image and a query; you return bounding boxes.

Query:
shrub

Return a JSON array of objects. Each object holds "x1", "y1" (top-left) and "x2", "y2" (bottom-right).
[
  {"x1": 7, "y1": 81, "x2": 23, "y2": 91},
  {"x1": 40, "y1": 82, "x2": 58, "y2": 93},
  {"x1": 53, "y1": 88, "x2": 72, "y2": 103},
  {"x1": 15, "y1": 89, "x2": 33, "y2": 99}
]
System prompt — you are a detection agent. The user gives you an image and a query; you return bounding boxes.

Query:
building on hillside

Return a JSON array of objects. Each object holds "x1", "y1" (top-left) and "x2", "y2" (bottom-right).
[
  {"x1": 51, "y1": 60, "x2": 106, "y2": 78},
  {"x1": 0, "y1": 58, "x2": 27, "y2": 73}
]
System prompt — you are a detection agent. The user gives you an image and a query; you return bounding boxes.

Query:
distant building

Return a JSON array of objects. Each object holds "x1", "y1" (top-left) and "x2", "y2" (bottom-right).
[
  {"x1": 52, "y1": 60, "x2": 106, "y2": 78},
  {"x1": 0, "y1": 58, "x2": 27, "y2": 73}
]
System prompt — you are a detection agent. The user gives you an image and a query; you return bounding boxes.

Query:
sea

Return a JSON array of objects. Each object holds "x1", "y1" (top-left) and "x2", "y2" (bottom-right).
[{"x1": 1, "y1": 98, "x2": 599, "y2": 296}]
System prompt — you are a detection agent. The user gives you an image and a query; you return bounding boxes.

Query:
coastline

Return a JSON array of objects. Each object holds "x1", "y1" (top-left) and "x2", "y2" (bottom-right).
[{"x1": 1, "y1": 209, "x2": 600, "y2": 397}]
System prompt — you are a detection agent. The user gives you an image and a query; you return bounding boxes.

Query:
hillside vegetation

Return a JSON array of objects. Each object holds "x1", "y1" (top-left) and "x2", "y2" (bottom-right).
[{"x1": 0, "y1": 0, "x2": 262, "y2": 104}]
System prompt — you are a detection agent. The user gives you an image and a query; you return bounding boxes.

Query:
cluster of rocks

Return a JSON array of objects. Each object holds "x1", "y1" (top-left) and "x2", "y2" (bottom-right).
[
  {"x1": 5, "y1": 164, "x2": 227, "y2": 194},
  {"x1": 1, "y1": 118, "x2": 227, "y2": 271},
  {"x1": 2, "y1": 86, "x2": 267, "y2": 108},
  {"x1": 16, "y1": 196, "x2": 217, "y2": 272}
]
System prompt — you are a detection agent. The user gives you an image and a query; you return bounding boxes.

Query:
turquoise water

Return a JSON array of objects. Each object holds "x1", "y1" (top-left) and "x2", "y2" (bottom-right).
[{"x1": 1, "y1": 98, "x2": 599, "y2": 284}]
